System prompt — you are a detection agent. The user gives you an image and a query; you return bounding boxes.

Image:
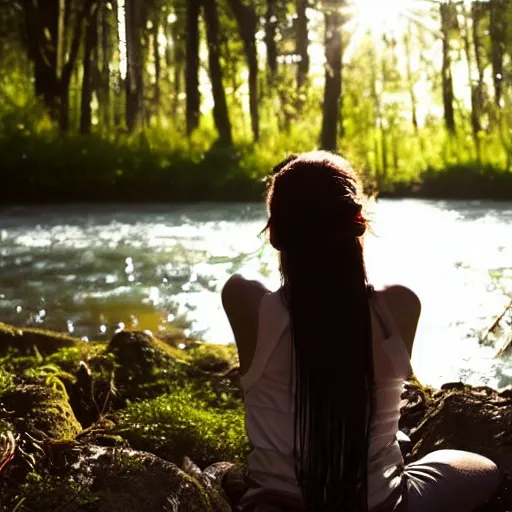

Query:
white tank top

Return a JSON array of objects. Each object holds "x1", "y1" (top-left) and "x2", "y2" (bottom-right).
[{"x1": 240, "y1": 289, "x2": 412, "y2": 510}]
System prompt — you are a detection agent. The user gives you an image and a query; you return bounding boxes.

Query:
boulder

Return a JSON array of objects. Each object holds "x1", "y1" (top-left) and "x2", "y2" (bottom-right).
[
  {"x1": 0, "y1": 322, "x2": 84, "y2": 356},
  {"x1": 4, "y1": 445, "x2": 230, "y2": 511},
  {"x1": 0, "y1": 383, "x2": 81, "y2": 441},
  {"x1": 400, "y1": 381, "x2": 512, "y2": 512}
]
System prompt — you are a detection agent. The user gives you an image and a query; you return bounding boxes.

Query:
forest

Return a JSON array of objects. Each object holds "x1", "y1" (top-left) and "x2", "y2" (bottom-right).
[{"x1": 0, "y1": 0, "x2": 511, "y2": 201}]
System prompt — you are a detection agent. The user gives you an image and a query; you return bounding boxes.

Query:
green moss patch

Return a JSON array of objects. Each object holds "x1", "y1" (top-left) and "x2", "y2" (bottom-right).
[
  {"x1": 0, "y1": 384, "x2": 81, "y2": 440},
  {"x1": 0, "y1": 322, "x2": 88, "y2": 357},
  {"x1": 115, "y1": 386, "x2": 249, "y2": 468}
]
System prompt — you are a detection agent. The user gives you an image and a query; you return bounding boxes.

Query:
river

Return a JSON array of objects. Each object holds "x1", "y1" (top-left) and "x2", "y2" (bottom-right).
[{"x1": 0, "y1": 199, "x2": 511, "y2": 389}]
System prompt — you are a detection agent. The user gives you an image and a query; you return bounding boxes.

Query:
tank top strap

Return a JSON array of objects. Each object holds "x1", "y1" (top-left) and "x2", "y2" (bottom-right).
[{"x1": 240, "y1": 291, "x2": 290, "y2": 392}]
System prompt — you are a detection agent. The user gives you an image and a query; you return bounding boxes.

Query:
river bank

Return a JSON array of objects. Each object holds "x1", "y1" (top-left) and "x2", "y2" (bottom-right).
[
  {"x1": 1, "y1": 134, "x2": 512, "y2": 203},
  {"x1": 1, "y1": 322, "x2": 511, "y2": 511}
]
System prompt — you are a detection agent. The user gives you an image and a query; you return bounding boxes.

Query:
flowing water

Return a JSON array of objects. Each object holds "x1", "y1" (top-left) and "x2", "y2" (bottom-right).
[{"x1": 0, "y1": 199, "x2": 511, "y2": 389}]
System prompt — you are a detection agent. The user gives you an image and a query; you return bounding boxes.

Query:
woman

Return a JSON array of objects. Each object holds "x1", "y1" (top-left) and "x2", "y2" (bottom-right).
[{"x1": 222, "y1": 152, "x2": 500, "y2": 512}]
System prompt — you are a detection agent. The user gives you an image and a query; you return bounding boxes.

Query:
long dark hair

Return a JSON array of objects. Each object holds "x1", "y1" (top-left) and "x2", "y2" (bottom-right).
[{"x1": 265, "y1": 151, "x2": 374, "y2": 512}]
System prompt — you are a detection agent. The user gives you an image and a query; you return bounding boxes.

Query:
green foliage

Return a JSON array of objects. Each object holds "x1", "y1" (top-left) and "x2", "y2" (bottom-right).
[
  {"x1": 12, "y1": 471, "x2": 99, "y2": 511},
  {"x1": 23, "y1": 364, "x2": 75, "y2": 399},
  {"x1": 115, "y1": 385, "x2": 249, "y2": 467},
  {"x1": 0, "y1": 368, "x2": 14, "y2": 395}
]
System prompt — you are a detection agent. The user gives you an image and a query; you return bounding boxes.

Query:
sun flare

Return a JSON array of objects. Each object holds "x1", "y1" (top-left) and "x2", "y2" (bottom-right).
[{"x1": 346, "y1": 0, "x2": 417, "y2": 38}]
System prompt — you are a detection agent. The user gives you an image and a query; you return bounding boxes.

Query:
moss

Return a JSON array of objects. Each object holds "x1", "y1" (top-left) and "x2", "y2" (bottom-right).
[
  {"x1": 45, "y1": 344, "x2": 103, "y2": 374},
  {"x1": 0, "y1": 384, "x2": 81, "y2": 440},
  {"x1": 184, "y1": 343, "x2": 238, "y2": 374},
  {"x1": 105, "y1": 331, "x2": 182, "y2": 401},
  {"x1": 2, "y1": 446, "x2": 217, "y2": 512},
  {"x1": 115, "y1": 386, "x2": 250, "y2": 468},
  {"x1": 0, "y1": 322, "x2": 88, "y2": 357},
  {"x1": 8, "y1": 471, "x2": 100, "y2": 511},
  {"x1": 0, "y1": 368, "x2": 14, "y2": 395}
]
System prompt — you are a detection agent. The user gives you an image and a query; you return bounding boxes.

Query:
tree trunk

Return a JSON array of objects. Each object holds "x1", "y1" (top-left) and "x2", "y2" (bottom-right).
[
  {"x1": 404, "y1": 28, "x2": 418, "y2": 133},
  {"x1": 125, "y1": 0, "x2": 145, "y2": 133},
  {"x1": 265, "y1": 0, "x2": 278, "y2": 87},
  {"x1": 100, "y1": 1, "x2": 111, "y2": 129},
  {"x1": 440, "y1": 1, "x2": 456, "y2": 134},
  {"x1": 56, "y1": 0, "x2": 66, "y2": 80},
  {"x1": 296, "y1": 0, "x2": 309, "y2": 90},
  {"x1": 320, "y1": 3, "x2": 343, "y2": 152},
  {"x1": 80, "y1": 3, "x2": 99, "y2": 135},
  {"x1": 490, "y1": 0, "x2": 506, "y2": 108},
  {"x1": 152, "y1": 11, "x2": 161, "y2": 117},
  {"x1": 170, "y1": 6, "x2": 183, "y2": 120},
  {"x1": 111, "y1": 0, "x2": 122, "y2": 129},
  {"x1": 59, "y1": 86, "x2": 70, "y2": 132},
  {"x1": 23, "y1": 0, "x2": 90, "y2": 132},
  {"x1": 472, "y1": 2, "x2": 485, "y2": 126},
  {"x1": 23, "y1": 0, "x2": 60, "y2": 120},
  {"x1": 226, "y1": 0, "x2": 260, "y2": 141},
  {"x1": 462, "y1": 4, "x2": 480, "y2": 146},
  {"x1": 203, "y1": 0, "x2": 232, "y2": 146},
  {"x1": 370, "y1": 44, "x2": 382, "y2": 189},
  {"x1": 186, "y1": 0, "x2": 201, "y2": 135}
]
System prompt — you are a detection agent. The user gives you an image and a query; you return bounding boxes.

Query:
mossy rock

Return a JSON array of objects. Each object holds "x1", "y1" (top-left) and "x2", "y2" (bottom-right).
[
  {"x1": 114, "y1": 387, "x2": 250, "y2": 468},
  {"x1": 185, "y1": 343, "x2": 238, "y2": 374},
  {"x1": 105, "y1": 330, "x2": 181, "y2": 401},
  {"x1": 6, "y1": 446, "x2": 220, "y2": 512},
  {"x1": 0, "y1": 384, "x2": 81, "y2": 440},
  {"x1": 0, "y1": 322, "x2": 87, "y2": 357}
]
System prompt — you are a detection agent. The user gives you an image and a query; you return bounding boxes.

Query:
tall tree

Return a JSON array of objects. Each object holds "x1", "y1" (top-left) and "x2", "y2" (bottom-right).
[
  {"x1": 23, "y1": 0, "x2": 91, "y2": 131},
  {"x1": 490, "y1": 0, "x2": 507, "y2": 109},
  {"x1": 265, "y1": 0, "x2": 278, "y2": 86},
  {"x1": 203, "y1": 0, "x2": 232, "y2": 145},
  {"x1": 321, "y1": 1, "x2": 343, "y2": 151},
  {"x1": 186, "y1": 0, "x2": 201, "y2": 135},
  {"x1": 151, "y1": 6, "x2": 161, "y2": 117},
  {"x1": 125, "y1": 0, "x2": 145, "y2": 132},
  {"x1": 404, "y1": 27, "x2": 419, "y2": 133},
  {"x1": 472, "y1": 1, "x2": 486, "y2": 129},
  {"x1": 171, "y1": 2, "x2": 186, "y2": 120},
  {"x1": 99, "y1": 1, "x2": 112, "y2": 129},
  {"x1": 80, "y1": 2, "x2": 100, "y2": 134},
  {"x1": 226, "y1": 0, "x2": 260, "y2": 141},
  {"x1": 296, "y1": 0, "x2": 309, "y2": 91},
  {"x1": 440, "y1": 0, "x2": 456, "y2": 134},
  {"x1": 461, "y1": 2, "x2": 481, "y2": 146}
]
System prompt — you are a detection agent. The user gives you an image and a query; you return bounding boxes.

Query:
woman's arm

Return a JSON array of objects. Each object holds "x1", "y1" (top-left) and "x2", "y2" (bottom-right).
[
  {"x1": 221, "y1": 274, "x2": 269, "y2": 374},
  {"x1": 381, "y1": 285, "x2": 421, "y2": 358}
]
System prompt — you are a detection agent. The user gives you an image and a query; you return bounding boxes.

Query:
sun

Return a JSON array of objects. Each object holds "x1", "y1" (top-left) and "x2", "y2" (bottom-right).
[{"x1": 344, "y1": 0, "x2": 434, "y2": 42}]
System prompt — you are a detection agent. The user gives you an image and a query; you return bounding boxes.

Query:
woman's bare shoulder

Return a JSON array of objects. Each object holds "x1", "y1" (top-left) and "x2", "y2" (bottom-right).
[
  {"x1": 377, "y1": 284, "x2": 421, "y2": 356},
  {"x1": 221, "y1": 274, "x2": 269, "y2": 306},
  {"x1": 380, "y1": 284, "x2": 421, "y2": 312}
]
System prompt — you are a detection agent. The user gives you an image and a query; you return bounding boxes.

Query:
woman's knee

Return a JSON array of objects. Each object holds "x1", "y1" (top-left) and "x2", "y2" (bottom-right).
[
  {"x1": 405, "y1": 449, "x2": 501, "y2": 509},
  {"x1": 410, "y1": 449, "x2": 501, "y2": 496}
]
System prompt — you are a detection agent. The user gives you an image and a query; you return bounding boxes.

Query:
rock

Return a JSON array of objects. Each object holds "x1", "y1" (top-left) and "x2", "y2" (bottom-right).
[
  {"x1": 4, "y1": 445, "x2": 226, "y2": 511},
  {"x1": 185, "y1": 343, "x2": 238, "y2": 374},
  {"x1": 400, "y1": 383, "x2": 512, "y2": 512},
  {"x1": 0, "y1": 322, "x2": 83, "y2": 356},
  {"x1": 108, "y1": 330, "x2": 174, "y2": 372},
  {"x1": 203, "y1": 462, "x2": 248, "y2": 507},
  {"x1": 0, "y1": 383, "x2": 81, "y2": 440}
]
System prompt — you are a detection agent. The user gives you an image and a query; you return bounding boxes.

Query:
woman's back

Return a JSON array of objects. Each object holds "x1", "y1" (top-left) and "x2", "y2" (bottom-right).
[{"x1": 239, "y1": 288, "x2": 412, "y2": 510}]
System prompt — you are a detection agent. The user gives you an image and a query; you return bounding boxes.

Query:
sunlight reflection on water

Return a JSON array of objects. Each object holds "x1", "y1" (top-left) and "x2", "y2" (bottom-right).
[{"x1": 0, "y1": 200, "x2": 511, "y2": 388}]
